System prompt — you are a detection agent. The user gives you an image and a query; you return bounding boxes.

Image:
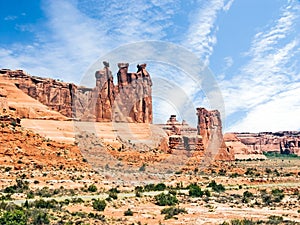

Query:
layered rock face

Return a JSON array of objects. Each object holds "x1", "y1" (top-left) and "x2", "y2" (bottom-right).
[
  {"x1": 232, "y1": 132, "x2": 300, "y2": 156},
  {"x1": 113, "y1": 63, "x2": 152, "y2": 123},
  {"x1": 161, "y1": 115, "x2": 203, "y2": 153},
  {"x1": 196, "y1": 108, "x2": 234, "y2": 161},
  {"x1": 0, "y1": 70, "x2": 67, "y2": 120},
  {"x1": 224, "y1": 133, "x2": 267, "y2": 160},
  {"x1": 1, "y1": 63, "x2": 153, "y2": 123},
  {"x1": 1, "y1": 69, "x2": 75, "y2": 118},
  {"x1": 161, "y1": 109, "x2": 234, "y2": 161}
]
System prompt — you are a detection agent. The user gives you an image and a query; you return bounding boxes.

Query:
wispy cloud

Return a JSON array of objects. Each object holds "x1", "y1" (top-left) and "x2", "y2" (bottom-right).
[
  {"x1": 0, "y1": 0, "x2": 178, "y2": 83},
  {"x1": 184, "y1": 0, "x2": 234, "y2": 65},
  {"x1": 4, "y1": 15, "x2": 18, "y2": 21},
  {"x1": 223, "y1": 1, "x2": 300, "y2": 132}
]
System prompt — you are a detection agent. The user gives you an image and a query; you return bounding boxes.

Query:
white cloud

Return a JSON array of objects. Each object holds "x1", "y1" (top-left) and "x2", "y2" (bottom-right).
[
  {"x1": 223, "y1": 2, "x2": 300, "y2": 132},
  {"x1": 0, "y1": 0, "x2": 178, "y2": 83},
  {"x1": 229, "y1": 83, "x2": 300, "y2": 132},
  {"x1": 223, "y1": 0, "x2": 234, "y2": 12},
  {"x1": 4, "y1": 15, "x2": 17, "y2": 21},
  {"x1": 183, "y1": 0, "x2": 234, "y2": 65}
]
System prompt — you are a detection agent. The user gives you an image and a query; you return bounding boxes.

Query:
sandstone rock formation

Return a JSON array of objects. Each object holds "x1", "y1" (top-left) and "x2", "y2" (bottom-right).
[
  {"x1": 113, "y1": 63, "x2": 152, "y2": 123},
  {"x1": 196, "y1": 107, "x2": 234, "y2": 161},
  {"x1": 0, "y1": 70, "x2": 67, "y2": 120},
  {"x1": 161, "y1": 109, "x2": 234, "y2": 161},
  {"x1": 224, "y1": 133, "x2": 267, "y2": 160},
  {"x1": 0, "y1": 115, "x2": 88, "y2": 170},
  {"x1": 231, "y1": 132, "x2": 300, "y2": 156},
  {"x1": 1, "y1": 69, "x2": 75, "y2": 118},
  {"x1": 1, "y1": 64, "x2": 153, "y2": 124},
  {"x1": 161, "y1": 115, "x2": 203, "y2": 153}
]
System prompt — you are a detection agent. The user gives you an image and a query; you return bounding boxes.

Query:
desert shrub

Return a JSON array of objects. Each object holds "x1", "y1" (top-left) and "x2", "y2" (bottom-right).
[
  {"x1": 88, "y1": 213, "x2": 105, "y2": 221},
  {"x1": 32, "y1": 199, "x2": 58, "y2": 209},
  {"x1": 204, "y1": 189, "x2": 211, "y2": 197},
  {"x1": 0, "y1": 209, "x2": 28, "y2": 225},
  {"x1": 155, "y1": 193, "x2": 178, "y2": 206},
  {"x1": 161, "y1": 206, "x2": 187, "y2": 220},
  {"x1": 4, "y1": 167, "x2": 12, "y2": 172},
  {"x1": 188, "y1": 183, "x2": 203, "y2": 197},
  {"x1": 36, "y1": 187, "x2": 52, "y2": 198},
  {"x1": 267, "y1": 215, "x2": 283, "y2": 224},
  {"x1": 229, "y1": 173, "x2": 239, "y2": 178},
  {"x1": 88, "y1": 184, "x2": 97, "y2": 192},
  {"x1": 26, "y1": 191, "x2": 34, "y2": 199},
  {"x1": 169, "y1": 190, "x2": 177, "y2": 196},
  {"x1": 139, "y1": 163, "x2": 146, "y2": 172},
  {"x1": 208, "y1": 180, "x2": 225, "y2": 193},
  {"x1": 4, "y1": 179, "x2": 29, "y2": 194},
  {"x1": 124, "y1": 208, "x2": 134, "y2": 216},
  {"x1": 107, "y1": 192, "x2": 118, "y2": 200},
  {"x1": 30, "y1": 209, "x2": 50, "y2": 225},
  {"x1": 92, "y1": 199, "x2": 106, "y2": 211},
  {"x1": 243, "y1": 191, "x2": 253, "y2": 198},
  {"x1": 271, "y1": 189, "x2": 284, "y2": 202},
  {"x1": 108, "y1": 187, "x2": 120, "y2": 193},
  {"x1": 144, "y1": 183, "x2": 155, "y2": 192},
  {"x1": 71, "y1": 198, "x2": 84, "y2": 204},
  {"x1": 265, "y1": 168, "x2": 272, "y2": 174},
  {"x1": 155, "y1": 183, "x2": 167, "y2": 191},
  {"x1": 242, "y1": 191, "x2": 254, "y2": 203},
  {"x1": 218, "y1": 169, "x2": 227, "y2": 176},
  {"x1": 245, "y1": 168, "x2": 255, "y2": 176},
  {"x1": 135, "y1": 186, "x2": 143, "y2": 192},
  {"x1": 260, "y1": 189, "x2": 284, "y2": 205}
]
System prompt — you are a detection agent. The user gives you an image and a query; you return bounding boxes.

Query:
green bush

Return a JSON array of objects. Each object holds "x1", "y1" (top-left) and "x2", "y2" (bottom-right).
[
  {"x1": 155, "y1": 193, "x2": 178, "y2": 206},
  {"x1": 4, "y1": 179, "x2": 29, "y2": 194},
  {"x1": 271, "y1": 189, "x2": 284, "y2": 202},
  {"x1": 32, "y1": 199, "x2": 58, "y2": 209},
  {"x1": 139, "y1": 163, "x2": 146, "y2": 172},
  {"x1": 161, "y1": 206, "x2": 187, "y2": 220},
  {"x1": 92, "y1": 199, "x2": 106, "y2": 211},
  {"x1": 0, "y1": 209, "x2": 28, "y2": 225},
  {"x1": 88, "y1": 184, "x2": 97, "y2": 192},
  {"x1": 208, "y1": 181, "x2": 225, "y2": 193},
  {"x1": 260, "y1": 189, "x2": 284, "y2": 205},
  {"x1": 30, "y1": 210, "x2": 50, "y2": 225},
  {"x1": 124, "y1": 208, "x2": 134, "y2": 216},
  {"x1": 188, "y1": 184, "x2": 203, "y2": 197},
  {"x1": 107, "y1": 192, "x2": 118, "y2": 200},
  {"x1": 155, "y1": 183, "x2": 167, "y2": 191}
]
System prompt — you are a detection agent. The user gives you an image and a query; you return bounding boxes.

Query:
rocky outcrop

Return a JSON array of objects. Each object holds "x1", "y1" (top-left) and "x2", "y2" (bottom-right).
[
  {"x1": 231, "y1": 132, "x2": 300, "y2": 156},
  {"x1": 3, "y1": 69, "x2": 75, "y2": 118},
  {"x1": 224, "y1": 133, "x2": 267, "y2": 160},
  {"x1": 161, "y1": 115, "x2": 203, "y2": 153},
  {"x1": 1, "y1": 64, "x2": 153, "y2": 123},
  {"x1": 113, "y1": 63, "x2": 152, "y2": 123},
  {"x1": 0, "y1": 117, "x2": 89, "y2": 170},
  {"x1": 160, "y1": 109, "x2": 234, "y2": 161},
  {"x1": 196, "y1": 108, "x2": 234, "y2": 161},
  {"x1": 0, "y1": 70, "x2": 67, "y2": 120}
]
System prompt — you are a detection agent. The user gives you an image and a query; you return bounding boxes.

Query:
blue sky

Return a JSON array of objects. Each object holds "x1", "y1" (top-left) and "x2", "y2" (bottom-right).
[{"x1": 0, "y1": 0, "x2": 300, "y2": 132}]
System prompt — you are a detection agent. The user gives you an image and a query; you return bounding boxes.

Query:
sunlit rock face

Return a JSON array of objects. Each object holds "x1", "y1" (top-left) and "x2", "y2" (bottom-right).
[
  {"x1": 2, "y1": 63, "x2": 153, "y2": 124},
  {"x1": 196, "y1": 107, "x2": 234, "y2": 161}
]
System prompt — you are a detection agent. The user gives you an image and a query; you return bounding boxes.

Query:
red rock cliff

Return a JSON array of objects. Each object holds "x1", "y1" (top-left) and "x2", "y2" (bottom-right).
[
  {"x1": 1, "y1": 63, "x2": 153, "y2": 124},
  {"x1": 196, "y1": 107, "x2": 234, "y2": 161}
]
